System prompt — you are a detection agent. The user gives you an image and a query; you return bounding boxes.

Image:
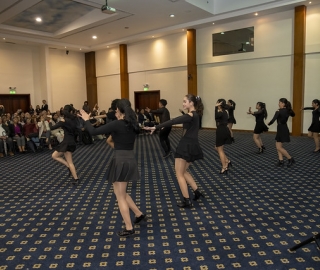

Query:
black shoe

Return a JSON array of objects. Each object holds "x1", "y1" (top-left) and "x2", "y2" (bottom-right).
[
  {"x1": 220, "y1": 168, "x2": 228, "y2": 174},
  {"x1": 177, "y1": 197, "x2": 192, "y2": 208},
  {"x1": 227, "y1": 160, "x2": 232, "y2": 168},
  {"x1": 257, "y1": 148, "x2": 263, "y2": 154},
  {"x1": 134, "y1": 214, "x2": 148, "y2": 224},
  {"x1": 287, "y1": 158, "x2": 295, "y2": 167},
  {"x1": 313, "y1": 149, "x2": 320, "y2": 153},
  {"x1": 117, "y1": 229, "x2": 135, "y2": 237},
  {"x1": 276, "y1": 160, "x2": 284, "y2": 167},
  {"x1": 163, "y1": 152, "x2": 171, "y2": 158},
  {"x1": 193, "y1": 189, "x2": 204, "y2": 201},
  {"x1": 72, "y1": 178, "x2": 80, "y2": 185},
  {"x1": 262, "y1": 145, "x2": 266, "y2": 150},
  {"x1": 231, "y1": 137, "x2": 235, "y2": 143}
]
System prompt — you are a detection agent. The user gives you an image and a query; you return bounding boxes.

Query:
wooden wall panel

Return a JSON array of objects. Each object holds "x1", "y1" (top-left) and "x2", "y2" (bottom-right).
[
  {"x1": 85, "y1": 52, "x2": 97, "y2": 108},
  {"x1": 187, "y1": 29, "x2": 197, "y2": 96},
  {"x1": 292, "y1": 6, "x2": 306, "y2": 136}
]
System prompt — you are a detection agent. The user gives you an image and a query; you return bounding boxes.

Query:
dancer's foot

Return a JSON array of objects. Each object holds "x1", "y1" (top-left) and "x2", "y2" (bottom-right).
[
  {"x1": 287, "y1": 158, "x2": 295, "y2": 167},
  {"x1": 219, "y1": 168, "x2": 228, "y2": 174},
  {"x1": 276, "y1": 160, "x2": 284, "y2": 167},
  {"x1": 134, "y1": 214, "x2": 148, "y2": 224},
  {"x1": 193, "y1": 189, "x2": 204, "y2": 201},
  {"x1": 177, "y1": 198, "x2": 192, "y2": 208},
  {"x1": 117, "y1": 229, "x2": 135, "y2": 237}
]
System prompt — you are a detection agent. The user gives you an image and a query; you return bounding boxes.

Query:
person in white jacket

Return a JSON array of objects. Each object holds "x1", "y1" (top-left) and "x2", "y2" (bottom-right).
[{"x1": 37, "y1": 111, "x2": 52, "y2": 150}]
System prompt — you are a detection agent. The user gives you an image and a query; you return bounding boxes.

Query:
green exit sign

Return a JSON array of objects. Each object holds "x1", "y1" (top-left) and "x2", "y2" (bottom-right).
[{"x1": 9, "y1": 90, "x2": 16, "y2": 94}]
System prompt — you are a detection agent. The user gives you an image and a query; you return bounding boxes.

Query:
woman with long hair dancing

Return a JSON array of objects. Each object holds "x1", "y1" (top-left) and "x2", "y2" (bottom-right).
[
  {"x1": 227, "y1": 99, "x2": 236, "y2": 143},
  {"x1": 215, "y1": 99, "x2": 232, "y2": 174},
  {"x1": 51, "y1": 105, "x2": 79, "y2": 184},
  {"x1": 268, "y1": 98, "x2": 295, "y2": 167},
  {"x1": 145, "y1": 94, "x2": 203, "y2": 208},
  {"x1": 247, "y1": 102, "x2": 269, "y2": 153},
  {"x1": 79, "y1": 99, "x2": 146, "y2": 237},
  {"x1": 301, "y1": 99, "x2": 320, "y2": 152}
]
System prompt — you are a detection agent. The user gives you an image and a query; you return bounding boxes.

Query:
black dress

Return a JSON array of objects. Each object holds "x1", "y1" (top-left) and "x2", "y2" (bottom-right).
[
  {"x1": 84, "y1": 120, "x2": 139, "y2": 183},
  {"x1": 156, "y1": 111, "x2": 203, "y2": 162},
  {"x1": 50, "y1": 118, "x2": 77, "y2": 152},
  {"x1": 268, "y1": 108, "x2": 295, "y2": 143},
  {"x1": 227, "y1": 105, "x2": 236, "y2": 124},
  {"x1": 252, "y1": 109, "x2": 269, "y2": 134},
  {"x1": 215, "y1": 109, "x2": 232, "y2": 147},
  {"x1": 303, "y1": 107, "x2": 320, "y2": 133}
]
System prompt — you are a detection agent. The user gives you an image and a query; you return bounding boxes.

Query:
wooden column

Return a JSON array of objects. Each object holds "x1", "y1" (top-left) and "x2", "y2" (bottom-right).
[
  {"x1": 187, "y1": 29, "x2": 197, "y2": 96},
  {"x1": 119, "y1": 44, "x2": 129, "y2": 99},
  {"x1": 292, "y1": 5, "x2": 306, "y2": 136},
  {"x1": 85, "y1": 52, "x2": 97, "y2": 107}
]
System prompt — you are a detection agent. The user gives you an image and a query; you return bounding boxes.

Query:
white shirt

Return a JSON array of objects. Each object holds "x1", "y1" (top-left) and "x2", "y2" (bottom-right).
[{"x1": 0, "y1": 124, "x2": 6, "y2": 136}]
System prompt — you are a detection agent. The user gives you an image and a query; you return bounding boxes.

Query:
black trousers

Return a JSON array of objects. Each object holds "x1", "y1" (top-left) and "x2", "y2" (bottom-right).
[{"x1": 159, "y1": 127, "x2": 171, "y2": 154}]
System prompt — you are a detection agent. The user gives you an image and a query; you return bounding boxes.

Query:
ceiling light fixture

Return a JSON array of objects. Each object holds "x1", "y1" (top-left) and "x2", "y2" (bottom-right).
[
  {"x1": 35, "y1": 17, "x2": 42, "y2": 22},
  {"x1": 170, "y1": 14, "x2": 175, "y2": 18},
  {"x1": 255, "y1": 13, "x2": 258, "y2": 16},
  {"x1": 92, "y1": 36, "x2": 97, "y2": 39},
  {"x1": 221, "y1": 32, "x2": 224, "y2": 35},
  {"x1": 309, "y1": 1, "x2": 312, "y2": 3},
  {"x1": 212, "y1": 22, "x2": 215, "y2": 25},
  {"x1": 80, "y1": 48, "x2": 82, "y2": 50}
]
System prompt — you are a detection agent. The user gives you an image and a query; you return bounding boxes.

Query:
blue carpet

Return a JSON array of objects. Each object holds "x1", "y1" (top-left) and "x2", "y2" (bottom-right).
[{"x1": 0, "y1": 129, "x2": 319, "y2": 269}]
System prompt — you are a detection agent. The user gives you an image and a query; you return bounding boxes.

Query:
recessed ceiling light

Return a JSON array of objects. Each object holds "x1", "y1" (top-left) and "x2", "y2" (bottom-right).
[
  {"x1": 92, "y1": 35, "x2": 97, "y2": 39},
  {"x1": 35, "y1": 17, "x2": 42, "y2": 22},
  {"x1": 309, "y1": 1, "x2": 312, "y2": 3},
  {"x1": 80, "y1": 48, "x2": 82, "y2": 50},
  {"x1": 182, "y1": 29, "x2": 185, "y2": 31},
  {"x1": 65, "y1": 46, "x2": 67, "y2": 48},
  {"x1": 221, "y1": 32, "x2": 224, "y2": 35},
  {"x1": 212, "y1": 22, "x2": 215, "y2": 25},
  {"x1": 255, "y1": 13, "x2": 258, "y2": 16},
  {"x1": 152, "y1": 36, "x2": 155, "y2": 38},
  {"x1": 3, "y1": 38, "x2": 5, "y2": 40},
  {"x1": 170, "y1": 14, "x2": 175, "y2": 18},
  {"x1": 107, "y1": 46, "x2": 109, "y2": 48}
]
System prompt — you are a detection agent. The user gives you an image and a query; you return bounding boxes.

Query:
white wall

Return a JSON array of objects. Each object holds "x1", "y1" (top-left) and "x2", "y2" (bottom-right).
[
  {"x1": 49, "y1": 49, "x2": 87, "y2": 111},
  {"x1": 197, "y1": 10, "x2": 294, "y2": 131},
  {"x1": 303, "y1": 4, "x2": 320, "y2": 133},
  {"x1": 0, "y1": 43, "x2": 41, "y2": 107}
]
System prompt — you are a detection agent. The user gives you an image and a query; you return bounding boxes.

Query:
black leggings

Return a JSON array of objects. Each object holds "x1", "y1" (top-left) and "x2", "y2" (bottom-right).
[{"x1": 159, "y1": 127, "x2": 171, "y2": 154}]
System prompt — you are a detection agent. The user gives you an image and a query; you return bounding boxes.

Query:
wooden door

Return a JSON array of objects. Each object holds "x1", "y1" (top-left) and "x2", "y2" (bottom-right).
[
  {"x1": 134, "y1": 90, "x2": 160, "y2": 111},
  {"x1": 0, "y1": 94, "x2": 31, "y2": 114}
]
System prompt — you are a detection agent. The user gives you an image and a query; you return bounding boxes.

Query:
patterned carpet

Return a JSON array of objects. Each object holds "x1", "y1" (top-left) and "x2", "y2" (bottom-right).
[{"x1": 1, "y1": 129, "x2": 319, "y2": 270}]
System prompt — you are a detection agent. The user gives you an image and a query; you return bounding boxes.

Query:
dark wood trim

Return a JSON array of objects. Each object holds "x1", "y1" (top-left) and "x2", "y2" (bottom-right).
[
  {"x1": 120, "y1": 44, "x2": 129, "y2": 99},
  {"x1": 187, "y1": 29, "x2": 197, "y2": 96},
  {"x1": 292, "y1": 5, "x2": 306, "y2": 136},
  {"x1": 85, "y1": 52, "x2": 98, "y2": 107}
]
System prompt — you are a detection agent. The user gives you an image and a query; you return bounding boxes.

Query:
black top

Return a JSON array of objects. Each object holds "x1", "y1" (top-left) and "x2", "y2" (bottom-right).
[
  {"x1": 252, "y1": 109, "x2": 266, "y2": 122},
  {"x1": 215, "y1": 109, "x2": 229, "y2": 127},
  {"x1": 150, "y1": 107, "x2": 170, "y2": 123},
  {"x1": 156, "y1": 111, "x2": 199, "y2": 139},
  {"x1": 41, "y1": 104, "x2": 48, "y2": 111},
  {"x1": 50, "y1": 118, "x2": 77, "y2": 140},
  {"x1": 9, "y1": 123, "x2": 24, "y2": 137},
  {"x1": 84, "y1": 119, "x2": 136, "y2": 150},
  {"x1": 227, "y1": 105, "x2": 235, "y2": 117},
  {"x1": 303, "y1": 107, "x2": 320, "y2": 125},
  {"x1": 268, "y1": 108, "x2": 295, "y2": 125}
]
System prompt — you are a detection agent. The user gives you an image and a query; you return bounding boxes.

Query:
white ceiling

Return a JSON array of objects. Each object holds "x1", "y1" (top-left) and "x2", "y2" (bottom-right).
[{"x1": 0, "y1": 0, "x2": 318, "y2": 52}]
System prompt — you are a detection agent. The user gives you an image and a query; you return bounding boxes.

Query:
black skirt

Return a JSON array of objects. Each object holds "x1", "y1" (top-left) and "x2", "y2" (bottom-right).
[
  {"x1": 174, "y1": 137, "x2": 203, "y2": 163},
  {"x1": 106, "y1": 150, "x2": 140, "y2": 183},
  {"x1": 275, "y1": 124, "x2": 290, "y2": 143},
  {"x1": 55, "y1": 141, "x2": 76, "y2": 153},
  {"x1": 227, "y1": 117, "x2": 236, "y2": 124},
  {"x1": 254, "y1": 122, "x2": 269, "y2": 134},
  {"x1": 216, "y1": 125, "x2": 232, "y2": 147},
  {"x1": 308, "y1": 123, "x2": 320, "y2": 133}
]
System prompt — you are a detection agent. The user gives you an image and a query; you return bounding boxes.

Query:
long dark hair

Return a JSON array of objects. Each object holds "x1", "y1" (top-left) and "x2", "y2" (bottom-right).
[
  {"x1": 185, "y1": 94, "x2": 198, "y2": 110},
  {"x1": 62, "y1": 104, "x2": 76, "y2": 119},
  {"x1": 279, "y1": 98, "x2": 294, "y2": 116},
  {"x1": 257, "y1": 102, "x2": 268, "y2": 119},
  {"x1": 116, "y1": 99, "x2": 139, "y2": 133},
  {"x1": 217, "y1": 99, "x2": 229, "y2": 111},
  {"x1": 228, "y1": 99, "x2": 236, "y2": 109},
  {"x1": 312, "y1": 99, "x2": 320, "y2": 107}
]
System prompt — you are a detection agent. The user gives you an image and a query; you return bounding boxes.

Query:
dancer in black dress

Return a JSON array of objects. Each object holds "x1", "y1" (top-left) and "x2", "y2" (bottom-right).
[
  {"x1": 227, "y1": 99, "x2": 236, "y2": 143},
  {"x1": 51, "y1": 105, "x2": 79, "y2": 184},
  {"x1": 247, "y1": 102, "x2": 269, "y2": 153},
  {"x1": 301, "y1": 99, "x2": 320, "y2": 152},
  {"x1": 268, "y1": 98, "x2": 295, "y2": 167},
  {"x1": 79, "y1": 99, "x2": 146, "y2": 237},
  {"x1": 215, "y1": 99, "x2": 232, "y2": 174},
  {"x1": 146, "y1": 99, "x2": 172, "y2": 158},
  {"x1": 145, "y1": 94, "x2": 203, "y2": 208}
]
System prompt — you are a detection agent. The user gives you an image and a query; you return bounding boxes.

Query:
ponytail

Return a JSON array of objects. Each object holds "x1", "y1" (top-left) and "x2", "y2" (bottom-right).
[
  {"x1": 117, "y1": 99, "x2": 140, "y2": 134},
  {"x1": 257, "y1": 102, "x2": 268, "y2": 119},
  {"x1": 228, "y1": 99, "x2": 236, "y2": 109}
]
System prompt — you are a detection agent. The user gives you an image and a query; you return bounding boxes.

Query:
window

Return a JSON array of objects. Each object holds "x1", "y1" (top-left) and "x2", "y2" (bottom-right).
[{"x1": 212, "y1": 27, "x2": 254, "y2": 56}]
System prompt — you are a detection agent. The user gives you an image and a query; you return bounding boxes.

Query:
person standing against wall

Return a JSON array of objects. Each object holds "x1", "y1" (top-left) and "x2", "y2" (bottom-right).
[{"x1": 146, "y1": 99, "x2": 172, "y2": 158}]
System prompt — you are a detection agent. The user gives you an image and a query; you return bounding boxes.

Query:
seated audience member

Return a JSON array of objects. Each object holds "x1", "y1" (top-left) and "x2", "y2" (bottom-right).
[
  {"x1": 37, "y1": 112, "x2": 52, "y2": 150},
  {"x1": 23, "y1": 118, "x2": 39, "y2": 152},
  {"x1": 9, "y1": 116, "x2": 26, "y2": 153},
  {"x1": 6, "y1": 113, "x2": 12, "y2": 124},
  {"x1": 76, "y1": 115, "x2": 93, "y2": 144},
  {"x1": 49, "y1": 113, "x2": 64, "y2": 143},
  {"x1": 0, "y1": 105, "x2": 5, "y2": 116},
  {"x1": 35, "y1": 105, "x2": 41, "y2": 115},
  {"x1": 82, "y1": 101, "x2": 90, "y2": 113},
  {"x1": 0, "y1": 116, "x2": 14, "y2": 157},
  {"x1": 138, "y1": 108, "x2": 148, "y2": 125},
  {"x1": 29, "y1": 105, "x2": 35, "y2": 115}
]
